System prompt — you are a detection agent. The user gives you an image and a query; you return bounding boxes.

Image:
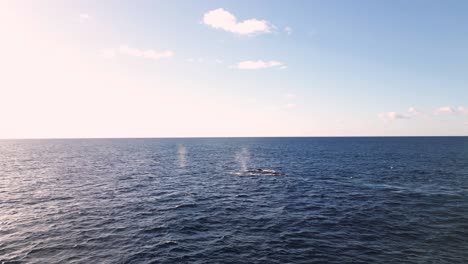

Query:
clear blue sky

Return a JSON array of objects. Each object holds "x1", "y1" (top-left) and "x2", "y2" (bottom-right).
[{"x1": 1, "y1": 0, "x2": 467, "y2": 138}]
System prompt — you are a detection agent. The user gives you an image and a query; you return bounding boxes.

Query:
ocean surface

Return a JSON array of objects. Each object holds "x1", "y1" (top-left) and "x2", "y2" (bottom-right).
[{"x1": 1, "y1": 137, "x2": 468, "y2": 263}]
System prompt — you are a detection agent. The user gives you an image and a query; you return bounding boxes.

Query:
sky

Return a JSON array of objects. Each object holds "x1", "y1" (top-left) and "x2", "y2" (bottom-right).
[{"x1": 1, "y1": 0, "x2": 467, "y2": 138}]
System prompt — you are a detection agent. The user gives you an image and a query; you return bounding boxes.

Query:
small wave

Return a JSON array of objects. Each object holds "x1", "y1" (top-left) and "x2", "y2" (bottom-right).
[
  {"x1": 158, "y1": 240, "x2": 178, "y2": 247},
  {"x1": 175, "y1": 203, "x2": 197, "y2": 209}
]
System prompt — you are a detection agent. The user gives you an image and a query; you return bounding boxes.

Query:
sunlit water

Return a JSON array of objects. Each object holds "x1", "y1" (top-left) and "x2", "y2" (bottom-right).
[{"x1": 1, "y1": 137, "x2": 468, "y2": 263}]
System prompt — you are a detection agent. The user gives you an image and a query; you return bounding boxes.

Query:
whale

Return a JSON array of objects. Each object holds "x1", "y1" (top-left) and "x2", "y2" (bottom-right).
[{"x1": 244, "y1": 168, "x2": 285, "y2": 176}]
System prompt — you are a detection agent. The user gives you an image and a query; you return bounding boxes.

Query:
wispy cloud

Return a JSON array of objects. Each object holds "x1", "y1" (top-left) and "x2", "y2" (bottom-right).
[
  {"x1": 203, "y1": 8, "x2": 273, "y2": 35},
  {"x1": 457, "y1": 106, "x2": 468, "y2": 115},
  {"x1": 282, "y1": 93, "x2": 297, "y2": 110},
  {"x1": 407, "y1": 107, "x2": 430, "y2": 118},
  {"x1": 284, "y1": 26, "x2": 292, "y2": 35},
  {"x1": 434, "y1": 106, "x2": 456, "y2": 115},
  {"x1": 230, "y1": 60, "x2": 284, "y2": 70},
  {"x1": 407, "y1": 107, "x2": 420, "y2": 115},
  {"x1": 380, "y1": 105, "x2": 468, "y2": 122},
  {"x1": 187, "y1": 57, "x2": 204, "y2": 63},
  {"x1": 283, "y1": 103, "x2": 296, "y2": 109},
  {"x1": 79, "y1": 13, "x2": 91, "y2": 22},
  {"x1": 119, "y1": 46, "x2": 173, "y2": 60},
  {"x1": 378, "y1": 107, "x2": 423, "y2": 121},
  {"x1": 434, "y1": 106, "x2": 468, "y2": 116},
  {"x1": 100, "y1": 48, "x2": 116, "y2": 59},
  {"x1": 378, "y1": 112, "x2": 410, "y2": 121},
  {"x1": 101, "y1": 45, "x2": 174, "y2": 60},
  {"x1": 186, "y1": 58, "x2": 223, "y2": 65}
]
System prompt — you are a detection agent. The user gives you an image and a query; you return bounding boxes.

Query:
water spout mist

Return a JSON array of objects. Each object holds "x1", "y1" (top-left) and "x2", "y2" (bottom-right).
[
  {"x1": 177, "y1": 145, "x2": 187, "y2": 168},
  {"x1": 235, "y1": 147, "x2": 250, "y2": 172}
]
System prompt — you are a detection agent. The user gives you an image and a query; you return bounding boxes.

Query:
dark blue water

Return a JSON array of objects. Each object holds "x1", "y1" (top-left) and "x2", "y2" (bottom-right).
[{"x1": 1, "y1": 137, "x2": 468, "y2": 263}]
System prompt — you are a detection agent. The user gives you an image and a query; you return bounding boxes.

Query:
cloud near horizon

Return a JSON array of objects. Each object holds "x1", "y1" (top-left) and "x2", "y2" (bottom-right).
[
  {"x1": 434, "y1": 106, "x2": 468, "y2": 115},
  {"x1": 231, "y1": 60, "x2": 284, "y2": 70},
  {"x1": 101, "y1": 45, "x2": 174, "y2": 60},
  {"x1": 434, "y1": 106, "x2": 456, "y2": 114},
  {"x1": 378, "y1": 107, "x2": 425, "y2": 121},
  {"x1": 378, "y1": 112, "x2": 410, "y2": 121},
  {"x1": 458, "y1": 106, "x2": 468, "y2": 115},
  {"x1": 203, "y1": 8, "x2": 273, "y2": 35},
  {"x1": 380, "y1": 106, "x2": 468, "y2": 122}
]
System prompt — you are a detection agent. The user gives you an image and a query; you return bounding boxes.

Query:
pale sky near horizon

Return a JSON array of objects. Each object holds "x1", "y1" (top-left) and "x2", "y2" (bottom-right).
[{"x1": 1, "y1": 0, "x2": 467, "y2": 138}]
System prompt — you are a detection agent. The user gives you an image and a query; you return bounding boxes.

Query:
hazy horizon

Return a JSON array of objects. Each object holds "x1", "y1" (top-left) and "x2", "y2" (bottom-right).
[{"x1": 2, "y1": 135, "x2": 468, "y2": 141}]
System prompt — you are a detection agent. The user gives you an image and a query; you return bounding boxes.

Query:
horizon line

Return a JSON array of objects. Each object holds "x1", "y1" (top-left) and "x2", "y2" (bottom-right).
[{"x1": 1, "y1": 135, "x2": 467, "y2": 140}]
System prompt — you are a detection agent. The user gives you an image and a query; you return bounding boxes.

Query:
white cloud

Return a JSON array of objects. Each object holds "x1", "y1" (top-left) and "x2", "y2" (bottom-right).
[
  {"x1": 408, "y1": 107, "x2": 418, "y2": 115},
  {"x1": 379, "y1": 107, "x2": 426, "y2": 121},
  {"x1": 230, "y1": 60, "x2": 284, "y2": 70},
  {"x1": 79, "y1": 13, "x2": 91, "y2": 22},
  {"x1": 187, "y1": 57, "x2": 204, "y2": 63},
  {"x1": 284, "y1": 26, "x2": 292, "y2": 35},
  {"x1": 378, "y1": 112, "x2": 410, "y2": 121},
  {"x1": 457, "y1": 106, "x2": 468, "y2": 115},
  {"x1": 435, "y1": 106, "x2": 456, "y2": 114},
  {"x1": 434, "y1": 106, "x2": 468, "y2": 116},
  {"x1": 380, "y1": 105, "x2": 468, "y2": 122},
  {"x1": 283, "y1": 93, "x2": 297, "y2": 109},
  {"x1": 102, "y1": 45, "x2": 174, "y2": 60},
  {"x1": 119, "y1": 45, "x2": 173, "y2": 60},
  {"x1": 407, "y1": 107, "x2": 427, "y2": 117},
  {"x1": 203, "y1": 8, "x2": 273, "y2": 35}
]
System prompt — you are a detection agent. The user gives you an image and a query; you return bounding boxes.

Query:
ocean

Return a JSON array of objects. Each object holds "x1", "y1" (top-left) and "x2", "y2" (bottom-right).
[{"x1": 1, "y1": 137, "x2": 467, "y2": 263}]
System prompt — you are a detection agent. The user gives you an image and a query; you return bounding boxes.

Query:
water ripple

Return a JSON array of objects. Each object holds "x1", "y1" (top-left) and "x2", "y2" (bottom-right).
[{"x1": 1, "y1": 138, "x2": 468, "y2": 263}]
